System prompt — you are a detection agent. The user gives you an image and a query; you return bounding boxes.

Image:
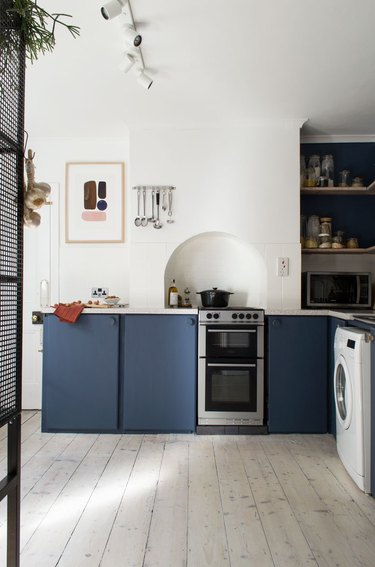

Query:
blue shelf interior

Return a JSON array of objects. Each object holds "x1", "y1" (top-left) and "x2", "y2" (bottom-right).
[{"x1": 301, "y1": 142, "x2": 375, "y2": 248}]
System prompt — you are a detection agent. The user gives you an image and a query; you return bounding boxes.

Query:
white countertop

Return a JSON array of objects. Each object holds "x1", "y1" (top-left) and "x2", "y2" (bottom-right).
[
  {"x1": 40, "y1": 306, "x2": 370, "y2": 321},
  {"x1": 42, "y1": 307, "x2": 199, "y2": 315}
]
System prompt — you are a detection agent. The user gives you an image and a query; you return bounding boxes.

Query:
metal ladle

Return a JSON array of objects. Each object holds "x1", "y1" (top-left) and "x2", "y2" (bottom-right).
[
  {"x1": 153, "y1": 190, "x2": 163, "y2": 229},
  {"x1": 141, "y1": 188, "x2": 148, "y2": 226},
  {"x1": 134, "y1": 188, "x2": 142, "y2": 227}
]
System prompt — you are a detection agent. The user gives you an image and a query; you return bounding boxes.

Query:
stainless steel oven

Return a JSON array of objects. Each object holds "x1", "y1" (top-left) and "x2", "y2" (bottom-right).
[{"x1": 198, "y1": 308, "x2": 264, "y2": 426}]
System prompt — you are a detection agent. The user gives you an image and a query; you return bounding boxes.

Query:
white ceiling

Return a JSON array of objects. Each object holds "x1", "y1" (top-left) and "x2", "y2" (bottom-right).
[{"x1": 25, "y1": 0, "x2": 375, "y2": 138}]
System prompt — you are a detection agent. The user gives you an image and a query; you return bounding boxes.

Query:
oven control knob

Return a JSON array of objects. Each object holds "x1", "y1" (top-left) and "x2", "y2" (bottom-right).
[
  {"x1": 213, "y1": 313, "x2": 220, "y2": 319},
  {"x1": 239, "y1": 313, "x2": 245, "y2": 319},
  {"x1": 246, "y1": 313, "x2": 252, "y2": 319},
  {"x1": 253, "y1": 313, "x2": 259, "y2": 320},
  {"x1": 206, "y1": 313, "x2": 212, "y2": 319},
  {"x1": 232, "y1": 313, "x2": 238, "y2": 319}
]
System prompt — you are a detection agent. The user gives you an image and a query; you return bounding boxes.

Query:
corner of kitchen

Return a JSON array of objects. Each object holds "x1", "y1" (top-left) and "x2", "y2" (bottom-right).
[{"x1": 3, "y1": 1, "x2": 375, "y2": 565}]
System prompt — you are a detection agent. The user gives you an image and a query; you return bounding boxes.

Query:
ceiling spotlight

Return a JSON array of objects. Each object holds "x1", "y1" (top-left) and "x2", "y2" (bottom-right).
[
  {"x1": 123, "y1": 25, "x2": 142, "y2": 48},
  {"x1": 119, "y1": 53, "x2": 137, "y2": 73},
  {"x1": 101, "y1": 0, "x2": 127, "y2": 21},
  {"x1": 136, "y1": 70, "x2": 153, "y2": 90}
]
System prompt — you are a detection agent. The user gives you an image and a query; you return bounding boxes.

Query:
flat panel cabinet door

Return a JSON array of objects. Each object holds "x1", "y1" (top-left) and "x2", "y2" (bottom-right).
[
  {"x1": 42, "y1": 314, "x2": 119, "y2": 432},
  {"x1": 123, "y1": 315, "x2": 197, "y2": 432},
  {"x1": 267, "y1": 316, "x2": 327, "y2": 433}
]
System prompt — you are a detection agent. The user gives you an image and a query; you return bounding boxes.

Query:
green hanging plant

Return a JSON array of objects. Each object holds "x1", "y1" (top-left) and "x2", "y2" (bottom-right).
[{"x1": 1, "y1": 0, "x2": 80, "y2": 64}]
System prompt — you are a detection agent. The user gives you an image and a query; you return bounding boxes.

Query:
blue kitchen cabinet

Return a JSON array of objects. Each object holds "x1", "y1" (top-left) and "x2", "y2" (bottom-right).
[
  {"x1": 267, "y1": 316, "x2": 328, "y2": 433},
  {"x1": 122, "y1": 315, "x2": 197, "y2": 432},
  {"x1": 42, "y1": 314, "x2": 119, "y2": 432}
]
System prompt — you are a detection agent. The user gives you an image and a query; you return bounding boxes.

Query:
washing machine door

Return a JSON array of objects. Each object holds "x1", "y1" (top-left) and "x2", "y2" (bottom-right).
[{"x1": 334, "y1": 354, "x2": 353, "y2": 430}]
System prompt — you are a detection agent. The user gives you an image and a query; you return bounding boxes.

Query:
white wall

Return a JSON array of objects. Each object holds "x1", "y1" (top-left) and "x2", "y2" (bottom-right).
[
  {"x1": 29, "y1": 121, "x2": 303, "y2": 309},
  {"x1": 129, "y1": 122, "x2": 302, "y2": 308},
  {"x1": 28, "y1": 137, "x2": 130, "y2": 303}
]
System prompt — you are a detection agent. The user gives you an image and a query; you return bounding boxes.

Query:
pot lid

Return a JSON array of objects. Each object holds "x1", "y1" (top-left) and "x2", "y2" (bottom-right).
[{"x1": 197, "y1": 287, "x2": 233, "y2": 294}]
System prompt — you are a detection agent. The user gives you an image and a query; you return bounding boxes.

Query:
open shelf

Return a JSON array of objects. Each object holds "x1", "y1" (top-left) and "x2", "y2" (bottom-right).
[
  {"x1": 302, "y1": 246, "x2": 375, "y2": 254},
  {"x1": 301, "y1": 186, "x2": 375, "y2": 195}
]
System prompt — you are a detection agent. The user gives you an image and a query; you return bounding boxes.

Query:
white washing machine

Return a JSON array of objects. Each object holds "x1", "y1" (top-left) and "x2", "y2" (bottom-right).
[{"x1": 334, "y1": 326, "x2": 371, "y2": 493}]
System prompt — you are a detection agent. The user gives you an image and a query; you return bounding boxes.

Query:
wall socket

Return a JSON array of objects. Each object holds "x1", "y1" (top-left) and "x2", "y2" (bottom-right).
[
  {"x1": 277, "y1": 257, "x2": 289, "y2": 277},
  {"x1": 91, "y1": 287, "x2": 109, "y2": 298}
]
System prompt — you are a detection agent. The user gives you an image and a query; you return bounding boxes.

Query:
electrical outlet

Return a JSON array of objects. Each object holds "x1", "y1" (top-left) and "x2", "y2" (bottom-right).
[
  {"x1": 277, "y1": 257, "x2": 289, "y2": 277},
  {"x1": 91, "y1": 287, "x2": 109, "y2": 298}
]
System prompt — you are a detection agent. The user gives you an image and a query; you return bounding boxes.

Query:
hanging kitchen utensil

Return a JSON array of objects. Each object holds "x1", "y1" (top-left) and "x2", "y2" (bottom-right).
[
  {"x1": 167, "y1": 188, "x2": 174, "y2": 223},
  {"x1": 141, "y1": 188, "x2": 148, "y2": 226},
  {"x1": 134, "y1": 188, "x2": 142, "y2": 227},
  {"x1": 196, "y1": 287, "x2": 233, "y2": 307},
  {"x1": 149, "y1": 188, "x2": 156, "y2": 222},
  {"x1": 162, "y1": 189, "x2": 167, "y2": 211},
  {"x1": 153, "y1": 190, "x2": 163, "y2": 229}
]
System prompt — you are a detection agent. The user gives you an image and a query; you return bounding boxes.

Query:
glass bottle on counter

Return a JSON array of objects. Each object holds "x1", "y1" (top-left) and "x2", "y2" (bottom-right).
[{"x1": 168, "y1": 279, "x2": 179, "y2": 308}]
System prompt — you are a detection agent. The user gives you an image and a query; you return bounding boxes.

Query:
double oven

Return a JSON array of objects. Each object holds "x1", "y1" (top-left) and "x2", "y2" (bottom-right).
[{"x1": 198, "y1": 307, "x2": 264, "y2": 426}]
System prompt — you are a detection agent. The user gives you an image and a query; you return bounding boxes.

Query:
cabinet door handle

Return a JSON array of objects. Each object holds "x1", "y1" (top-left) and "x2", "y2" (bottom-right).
[
  {"x1": 187, "y1": 318, "x2": 196, "y2": 326},
  {"x1": 272, "y1": 319, "x2": 280, "y2": 327},
  {"x1": 109, "y1": 317, "x2": 117, "y2": 326}
]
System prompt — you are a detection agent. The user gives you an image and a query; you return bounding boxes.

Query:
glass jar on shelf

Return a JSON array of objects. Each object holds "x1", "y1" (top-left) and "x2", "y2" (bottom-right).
[
  {"x1": 308, "y1": 155, "x2": 321, "y2": 184},
  {"x1": 306, "y1": 215, "x2": 320, "y2": 239},
  {"x1": 321, "y1": 154, "x2": 334, "y2": 187},
  {"x1": 319, "y1": 217, "x2": 332, "y2": 236},
  {"x1": 304, "y1": 166, "x2": 316, "y2": 187},
  {"x1": 304, "y1": 236, "x2": 318, "y2": 249},
  {"x1": 347, "y1": 237, "x2": 359, "y2": 249},
  {"x1": 300, "y1": 215, "x2": 307, "y2": 247},
  {"x1": 300, "y1": 156, "x2": 306, "y2": 189},
  {"x1": 352, "y1": 176, "x2": 364, "y2": 187},
  {"x1": 338, "y1": 170, "x2": 351, "y2": 187},
  {"x1": 318, "y1": 234, "x2": 332, "y2": 248}
]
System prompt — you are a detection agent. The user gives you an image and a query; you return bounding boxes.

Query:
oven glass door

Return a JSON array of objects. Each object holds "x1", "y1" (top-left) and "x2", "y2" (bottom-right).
[
  {"x1": 205, "y1": 325, "x2": 259, "y2": 358},
  {"x1": 205, "y1": 358, "x2": 257, "y2": 412}
]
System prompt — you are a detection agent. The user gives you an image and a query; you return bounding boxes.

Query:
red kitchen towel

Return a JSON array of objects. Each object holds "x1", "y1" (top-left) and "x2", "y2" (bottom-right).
[{"x1": 53, "y1": 303, "x2": 84, "y2": 324}]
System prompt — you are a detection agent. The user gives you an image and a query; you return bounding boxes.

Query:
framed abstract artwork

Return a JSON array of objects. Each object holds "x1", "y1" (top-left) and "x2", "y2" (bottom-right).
[{"x1": 65, "y1": 162, "x2": 125, "y2": 243}]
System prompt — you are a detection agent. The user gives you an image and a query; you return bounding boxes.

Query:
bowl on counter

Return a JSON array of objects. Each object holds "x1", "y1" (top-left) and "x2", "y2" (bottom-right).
[{"x1": 104, "y1": 296, "x2": 120, "y2": 305}]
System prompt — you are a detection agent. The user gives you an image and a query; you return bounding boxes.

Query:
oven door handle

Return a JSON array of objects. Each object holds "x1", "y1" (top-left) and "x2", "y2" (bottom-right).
[
  {"x1": 207, "y1": 363, "x2": 256, "y2": 367},
  {"x1": 207, "y1": 329, "x2": 257, "y2": 333}
]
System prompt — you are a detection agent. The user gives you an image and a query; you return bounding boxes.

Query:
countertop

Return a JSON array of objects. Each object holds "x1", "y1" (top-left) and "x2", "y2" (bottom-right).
[
  {"x1": 41, "y1": 306, "x2": 373, "y2": 322},
  {"x1": 42, "y1": 307, "x2": 199, "y2": 315}
]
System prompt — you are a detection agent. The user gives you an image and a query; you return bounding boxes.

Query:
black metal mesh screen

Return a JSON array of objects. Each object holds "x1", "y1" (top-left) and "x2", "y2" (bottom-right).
[{"x1": 0, "y1": 4, "x2": 25, "y2": 428}]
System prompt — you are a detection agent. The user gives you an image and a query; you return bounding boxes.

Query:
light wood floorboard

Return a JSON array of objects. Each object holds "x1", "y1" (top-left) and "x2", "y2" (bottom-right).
[{"x1": 0, "y1": 413, "x2": 375, "y2": 567}]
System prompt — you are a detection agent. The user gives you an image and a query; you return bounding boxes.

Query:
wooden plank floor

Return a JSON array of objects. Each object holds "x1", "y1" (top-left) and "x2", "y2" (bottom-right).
[{"x1": 1, "y1": 412, "x2": 375, "y2": 566}]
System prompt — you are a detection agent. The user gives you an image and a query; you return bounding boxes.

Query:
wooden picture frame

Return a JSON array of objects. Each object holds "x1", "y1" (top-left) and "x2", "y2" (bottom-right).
[{"x1": 65, "y1": 162, "x2": 125, "y2": 243}]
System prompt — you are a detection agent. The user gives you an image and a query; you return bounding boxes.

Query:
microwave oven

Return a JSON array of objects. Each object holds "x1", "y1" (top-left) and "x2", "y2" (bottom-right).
[{"x1": 302, "y1": 271, "x2": 372, "y2": 309}]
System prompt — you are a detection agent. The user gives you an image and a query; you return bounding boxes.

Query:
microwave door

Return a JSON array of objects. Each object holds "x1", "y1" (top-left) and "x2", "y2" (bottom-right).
[{"x1": 356, "y1": 275, "x2": 360, "y2": 304}]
